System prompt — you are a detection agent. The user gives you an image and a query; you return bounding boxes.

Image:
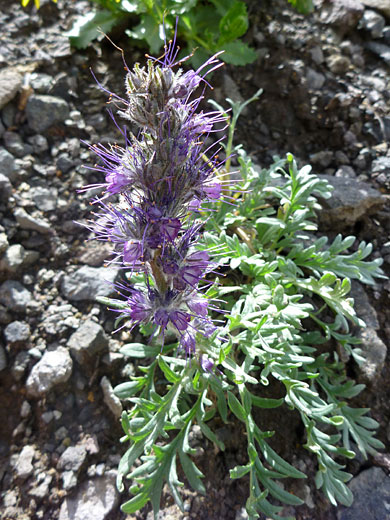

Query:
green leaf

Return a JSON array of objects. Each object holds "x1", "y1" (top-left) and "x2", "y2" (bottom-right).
[
  {"x1": 120, "y1": 343, "x2": 159, "y2": 358},
  {"x1": 228, "y1": 391, "x2": 247, "y2": 422},
  {"x1": 115, "y1": 380, "x2": 144, "y2": 399},
  {"x1": 251, "y1": 396, "x2": 284, "y2": 409},
  {"x1": 220, "y1": 40, "x2": 257, "y2": 65},
  {"x1": 179, "y1": 451, "x2": 206, "y2": 493},
  {"x1": 66, "y1": 10, "x2": 121, "y2": 49},
  {"x1": 158, "y1": 356, "x2": 181, "y2": 383},
  {"x1": 218, "y1": 1, "x2": 248, "y2": 44},
  {"x1": 230, "y1": 462, "x2": 253, "y2": 479},
  {"x1": 126, "y1": 14, "x2": 163, "y2": 54}
]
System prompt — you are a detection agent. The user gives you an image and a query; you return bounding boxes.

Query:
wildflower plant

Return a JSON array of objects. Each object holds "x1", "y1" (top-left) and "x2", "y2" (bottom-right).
[{"x1": 82, "y1": 30, "x2": 385, "y2": 520}]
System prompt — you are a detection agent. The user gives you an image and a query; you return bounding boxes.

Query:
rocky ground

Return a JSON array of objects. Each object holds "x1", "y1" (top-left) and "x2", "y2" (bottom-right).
[{"x1": 0, "y1": 0, "x2": 390, "y2": 519}]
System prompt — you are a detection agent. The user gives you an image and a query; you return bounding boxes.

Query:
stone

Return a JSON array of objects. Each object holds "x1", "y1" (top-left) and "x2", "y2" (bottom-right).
[
  {"x1": 0, "y1": 344, "x2": 6, "y2": 371},
  {"x1": 29, "y1": 473, "x2": 53, "y2": 499},
  {"x1": 371, "y1": 156, "x2": 390, "y2": 175},
  {"x1": 3, "y1": 131, "x2": 27, "y2": 158},
  {"x1": 0, "y1": 68, "x2": 22, "y2": 109},
  {"x1": 62, "y1": 470, "x2": 78, "y2": 491},
  {"x1": 357, "y1": 327, "x2": 387, "y2": 381},
  {"x1": 0, "y1": 244, "x2": 39, "y2": 273},
  {"x1": 366, "y1": 41, "x2": 390, "y2": 64},
  {"x1": 67, "y1": 320, "x2": 108, "y2": 364},
  {"x1": 0, "y1": 173, "x2": 13, "y2": 200},
  {"x1": 320, "y1": 0, "x2": 364, "y2": 35},
  {"x1": 31, "y1": 186, "x2": 58, "y2": 212},
  {"x1": 0, "y1": 280, "x2": 33, "y2": 312},
  {"x1": 318, "y1": 175, "x2": 385, "y2": 229},
  {"x1": 0, "y1": 233, "x2": 8, "y2": 254},
  {"x1": 4, "y1": 320, "x2": 31, "y2": 344},
  {"x1": 361, "y1": 9, "x2": 386, "y2": 38},
  {"x1": 20, "y1": 401, "x2": 31, "y2": 418},
  {"x1": 360, "y1": 0, "x2": 390, "y2": 18},
  {"x1": 0, "y1": 147, "x2": 16, "y2": 179},
  {"x1": 26, "y1": 347, "x2": 73, "y2": 397},
  {"x1": 306, "y1": 68, "x2": 326, "y2": 89},
  {"x1": 100, "y1": 376, "x2": 122, "y2": 419},
  {"x1": 15, "y1": 445, "x2": 35, "y2": 480},
  {"x1": 58, "y1": 473, "x2": 119, "y2": 520},
  {"x1": 56, "y1": 153, "x2": 74, "y2": 174},
  {"x1": 61, "y1": 266, "x2": 119, "y2": 301},
  {"x1": 326, "y1": 54, "x2": 351, "y2": 74},
  {"x1": 337, "y1": 467, "x2": 390, "y2": 520},
  {"x1": 12, "y1": 351, "x2": 29, "y2": 381},
  {"x1": 57, "y1": 445, "x2": 87, "y2": 473},
  {"x1": 309, "y1": 150, "x2": 333, "y2": 168},
  {"x1": 13, "y1": 207, "x2": 52, "y2": 234},
  {"x1": 350, "y1": 282, "x2": 379, "y2": 329},
  {"x1": 335, "y1": 165, "x2": 356, "y2": 178},
  {"x1": 26, "y1": 95, "x2": 69, "y2": 133},
  {"x1": 28, "y1": 134, "x2": 49, "y2": 155}
]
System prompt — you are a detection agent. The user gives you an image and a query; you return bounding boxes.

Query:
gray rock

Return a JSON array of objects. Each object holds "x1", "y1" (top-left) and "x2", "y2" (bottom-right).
[
  {"x1": 0, "y1": 173, "x2": 13, "y2": 200},
  {"x1": 366, "y1": 41, "x2": 390, "y2": 64},
  {"x1": 4, "y1": 320, "x2": 31, "y2": 344},
  {"x1": 3, "y1": 131, "x2": 28, "y2": 158},
  {"x1": 26, "y1": 347, "x2": 73, "y2": 397},
  {"x1": 309, "y1": 150, "x2": 333, "y2": 168},
  {"x1": 357, "y1": 327, "x2": 387, "y2": 381},
  {"x1": 29, "y1": 473, "x2": 53, "y2": 499},
  {"x1": 337, "y1": 467, "x2": 390, "y2": 520},
  {"x1": 350, "y1": 282, "x2": 379, "y2": 329},
  {"x1": 59, "y1": 474, "x2": 119, "y2": 520},
  {"x1": 67, "y1": 320, "x2": 108, "y2": 364},
  {"x1": 319, "y1": 175, "x2": 385, "y2": 228},
  {"x1": 62, "y1": 470, "x2": 78, "y2": 491},
  {"x1": 57, "y1": 446, "x2": 87, "y2": 473},
  {"x1": 326, "y1": 54, "x2": 351, "y2": 74},
  {"x1": 361, "y1": 9, "x2": 386, "y2": 38},
  {"x1": 360, "y1": 0, "x2": 390, "y2": 18},
  {"x1": 26, "y1": 95, "x2": 69, "y2": 133},
  {"x1": 0, "y1": 69, "x2": 22, "y2": 109},
  {"x1": 0, "y1": 147, "x2": 16, "y2": 179},
  {"x1": 306, "y1": 68, "x2": 326, "y2": 89},
  {"x1": 372, "y1": 156, "x2": 390, "y2": 175},
  {"x1": 31, "y1": 186, "x2": 58, "y2": 212},
  {"x1": 56, "y1": 153, "x2": 74, "y2": 174},
  {"x1": 20, "y1": 400, "x2": 32, "y2": 418},
  {"x1": 100, "y1": 376, "x2": 122, "y2": 419},
  {"x1": 13, "y1": 207, "x2": 52, "y2": 234},
  {"x1": 310, "y1": 46, "x2": 324, "y2": 64},
  {"x1": 28, "y1": 134, "x2": 49, "y2": 155},
  {"x1": 0, "y1": 233, "x2": 8, "y2": 254},
  {"x1": 15, "y1": 445, "x2": 35, "y2": 480},
  {"x1": 235, "y1": 507, "x2": 249, "y2": 520},
  {"x1": 0, "y1": 280, "x2": 33, "y2": 312},
  {"x1": 61, "y1": 266, "x2": 119, "y2": 301},
  {"x1": 0, "y1": 244, "x2": 39, "y2": 273},
  {"x1": 320, "y1": 0, "x2": 364, "y2": 35},
  {"x1": 12, "y1": 351, "x2": 29, "y2": 381},
  {"x1": 335, "y1": 165, "x2": 356, "y2": 178},
  {"x1": 0, "y1": 344, "x2": 6, "y2": 371}
]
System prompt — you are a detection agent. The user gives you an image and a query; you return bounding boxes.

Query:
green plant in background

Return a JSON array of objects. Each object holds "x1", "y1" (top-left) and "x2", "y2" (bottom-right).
[
  {"x1": 110, "y1": 91, "x2": 385, "y2": 519},
  {"x1": 22, "y1": 0, "x2": 315, "y2": 65}
]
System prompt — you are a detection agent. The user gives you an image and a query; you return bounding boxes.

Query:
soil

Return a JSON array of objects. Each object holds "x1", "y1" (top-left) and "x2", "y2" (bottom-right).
[{"x1": 0, "y1": 0, "x2": 389, "y2": 519}]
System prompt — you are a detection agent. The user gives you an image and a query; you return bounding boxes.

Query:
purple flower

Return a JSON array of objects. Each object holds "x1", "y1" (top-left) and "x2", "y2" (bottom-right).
[
  {"x1": 81, "y1": 29, "x2": 227, "y2": 359},
  {"x1": 200, "y1": 355, "x2": 214, "y2": 373}
]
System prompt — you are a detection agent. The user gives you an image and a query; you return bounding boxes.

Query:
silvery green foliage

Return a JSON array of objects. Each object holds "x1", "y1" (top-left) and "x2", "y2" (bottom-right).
[{"x1": 112, "y1": 94, "x2": 385, "y2": 519}]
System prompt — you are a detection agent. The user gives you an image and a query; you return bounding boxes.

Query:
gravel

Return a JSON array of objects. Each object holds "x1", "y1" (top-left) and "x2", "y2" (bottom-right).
[{"x1": 26, "y1": 347, "x2": 73, "y2": 397}]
